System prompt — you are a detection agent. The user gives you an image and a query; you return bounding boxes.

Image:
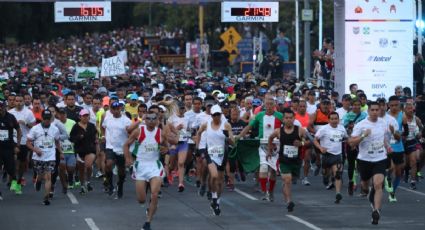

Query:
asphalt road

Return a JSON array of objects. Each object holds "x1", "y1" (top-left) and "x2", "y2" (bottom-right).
[{"x1": 1, "y1": 168, "x2": 425, "y2": 230}]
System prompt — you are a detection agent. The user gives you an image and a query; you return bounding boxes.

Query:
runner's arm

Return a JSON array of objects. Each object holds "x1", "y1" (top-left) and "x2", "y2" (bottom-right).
[
  {"x1": 267, "y1": 128, "x2": 280, "y2": 156},
  {"x1": 224, "y1": 123, "x2": 235, "y2": 146},
  {"x1": 123, "y1": 128, "x2": 139, "y2": 164},
  {"x1": 195, "y1": 123, "x2": 207, "y2": 149}
]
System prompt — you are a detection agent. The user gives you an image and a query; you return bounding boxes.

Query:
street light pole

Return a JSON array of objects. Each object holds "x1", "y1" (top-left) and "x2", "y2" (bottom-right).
[
  {"x1": 295, "y1": 0, "x2": 299, "y2": 79},
  {"x1": 419, "y1": 0, "x2": 422, "y2": 54},
  {"x1": 304, "y1": 0, "x2": 311, "y2": 81},
  {"x1": 318, "y1": 0, "x2": 323, "y2": 50}
]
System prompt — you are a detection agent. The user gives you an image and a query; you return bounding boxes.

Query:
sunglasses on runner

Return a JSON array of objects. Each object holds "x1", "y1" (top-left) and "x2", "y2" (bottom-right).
[{"x1": 145, "y1": 115, "x2": 157, "y2": 121}]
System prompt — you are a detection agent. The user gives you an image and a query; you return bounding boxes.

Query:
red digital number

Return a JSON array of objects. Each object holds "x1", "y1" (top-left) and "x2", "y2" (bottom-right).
[
  {"x1": 258, "y1": 8, "x2": 264, "y2": 16},
  {"x1": 264, "y1": 8, "x2": 271, "y2": 16},
  {"x1": 81, "y1": 6, "x2": 89, "y2": 16},
  {"x1": 97, "y1": 8, "x2": 104, "y2": 16},
  {"x1": 244, "y1": 7, "x2": 250, "y2": 16}
]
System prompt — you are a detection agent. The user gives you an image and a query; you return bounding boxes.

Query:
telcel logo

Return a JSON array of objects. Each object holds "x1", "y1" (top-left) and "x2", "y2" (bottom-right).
[
  {"x1": 367, "y1": 56, "x2": 392, "y2": 62},
  {"x1": 371, "y1": 84, "x2": 387, "y2": 89}
]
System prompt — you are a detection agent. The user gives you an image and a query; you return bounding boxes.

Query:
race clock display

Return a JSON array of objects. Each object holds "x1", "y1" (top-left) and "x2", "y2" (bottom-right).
[
  {"x1": 221, "y1": 1, "x2": 279, "y2": 22},
  {"x1": 55, "y1": 1, "x2": 111, "y2": 23}
]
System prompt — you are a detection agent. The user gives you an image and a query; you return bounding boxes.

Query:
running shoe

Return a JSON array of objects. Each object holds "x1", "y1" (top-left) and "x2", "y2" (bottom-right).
[
  {"x1": 80, "y1": 186, "x2": 87, "y2": 195},
  {"x1": 142, "y1": 222, "x2": 151, "y2": 230},
  {"x1": 74, "y1": 181, "x2": 81, "y2": 188},
  {"x1": 10, "y1": 180, "x2": 18, "y2": 191},
  {"x1": 87, "y1": 182, "x2": 93, "y2": 192},
  {"x1": 287, "y1": 201, "x2": 295, "y2": 212},
  {"x1": 196, "y1": 180, "x2": 201, "y2": 188},
  {"x1": 371, "y1": 210, "x2": 380, "y2": 225},
  {"x1": 326, "y1": 183, "x2": 335, "y2": 190},
  {"x1": 410, "y1": 181, "x2": 417, "y2": 190},
  {"x1": 0, "y1": 191, "x2": 3, "y2": 201},
  {"x1": 95, "y1": 171, "x2": 104, "y2": 179},
  {"x1": 210, "y1": 202, "x2": 221, "y2": 216},
  {"x1": 384, "y1": 176, "x2": 393, "y2": 193},
  {"x1": 68, "y1": 183, "x2": 74, "y2": 189},
  {"x1": 261, "y1": 192, "x2": 271, "y2": 201},
  {"x1": 15, "y1": 184, "x2": 22, "y2": 195},
  {"x1": 49, "y1": 187, "x2": 55, "y2": 199},
  {"x1": 302, "y1": 177, "x2": 311, "y2": 186},
  {"x1": 198, "y1": 185, "x2": 206, "y2": 197},
  {"x1": 178, "y1": 184, "x2": 185, "y2": 192},
  {"x1": 388, "y1": 193, "x2": 397, "y2": 203},
  {"x1": 335, "y1": 193, "x2": 342, "y2": 204},
  {"x1": 207, "y1": 191, "x2": 212, "y2": 200},
  {"x1": 43, "y1": 199, "x2": 50, "y2": 206}
]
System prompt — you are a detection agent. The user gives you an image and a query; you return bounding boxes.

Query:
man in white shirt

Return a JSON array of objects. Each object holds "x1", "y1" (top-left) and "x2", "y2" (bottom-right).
[
  {"x1": 314, "y1": 112, "x2": 348, "y2": 204},
  {"x1": 306, "y1": 91, "x2": 318, "y2": 115},
  {"x1": 336, "y1": 94, "x2": 351, "y2": 124},
  {"x1": 9, "y1": 94, "x2": 36, "y2": 193},
  {"x1": 349, "y1": 102, "x2": 392, "y2": 225},
  {"x1": 102, "y1": 101, "x2": 131, "y2": 199},
  {"x1": 26, "y1": 110, "x2": 62, "y2": 205}
]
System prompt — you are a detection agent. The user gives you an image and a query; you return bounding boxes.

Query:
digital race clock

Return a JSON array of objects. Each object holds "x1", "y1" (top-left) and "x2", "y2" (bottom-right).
[
  {"x1": 55, "y1": 1, "x2": 111, "y2": 23},
  {"x1": 222, "y1": 1, "x2": 279, "y2": 22}
]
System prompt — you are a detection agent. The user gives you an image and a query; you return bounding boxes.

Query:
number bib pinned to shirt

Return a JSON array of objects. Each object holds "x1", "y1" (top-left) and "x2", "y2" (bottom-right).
[
  {"x1": 61, "y1": 140, "x2": 73, "y2": 152},
  {"x1": 283, "y1": 145, "x2": 298, "y2": 158},
  {"x1": 0, "y1": 130, "x2": 9, "y2": 141},
  {"x1": 368, "y1": 141, "x2": 384, "y2": 155}
]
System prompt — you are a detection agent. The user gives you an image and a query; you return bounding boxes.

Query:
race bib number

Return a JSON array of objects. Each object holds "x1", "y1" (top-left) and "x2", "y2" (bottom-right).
[
  {"x1": 39, "y1": 139, "x2": 54, "y2": 149},
  {"x1": 368, "y1": 141, "x2": 384, "y2": 155},
  {"x1": 330, "y1": 131, "x2": 343, "y2": 143},
  {"x1": 61, "y1": 140, "x2": 73, "y2": 152},
  {"x1": 0, "y1": 130, "x2": 9, "y2": 141},
  {"x1": 283, "y1": 145, "x2": 298, "y2": 158},
  {"x1": 179, "y1": 130, "x2": 190, "y2": 141},
  {"x1": 209, "y1": 146, "x2": 224, "y2": 158}
]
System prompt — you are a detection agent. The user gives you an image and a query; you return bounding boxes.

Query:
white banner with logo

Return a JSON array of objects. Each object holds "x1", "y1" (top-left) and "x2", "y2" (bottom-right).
[
  {"x1": 344, "y1": 0, "x2": 414, "y2": 100},
  {"x1": 101, "y1": 55, "x2": 125, "y2": 77},
  {"x1": 75, "y1": 67, "x2": 99, "y2": 82}
]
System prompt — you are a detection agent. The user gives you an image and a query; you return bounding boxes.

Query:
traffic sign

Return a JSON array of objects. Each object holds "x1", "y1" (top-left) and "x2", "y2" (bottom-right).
[{"x1": 220, "y1": 27, "x2": 241, "y2": 63}]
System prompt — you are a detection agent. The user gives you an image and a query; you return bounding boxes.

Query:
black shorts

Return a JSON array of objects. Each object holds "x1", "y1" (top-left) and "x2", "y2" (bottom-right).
[
  {"x1": 18, "y1": 145, "x2": 29, "y2": 161},
  {"x1": 204, "y1": 152, "x2": 228, "y2": 171},
  {"x1": 387, "y1": 152, "x2": 404, "y2": 166},
  {"x1": 357, "y1": 159, "x2": 387, "y2": 182},
  {"x1": 321, "y1": 153, "x2": 342, "y2": 169},
  {"x1": 105, "y1": 149, "x2": 125, "y2": 168},
  {"x1": 195, "y1": 148, "x2": 207, "y2": 158},
  {"x1": 405, "y1": 139, "x2": 419, "y2": 154}
]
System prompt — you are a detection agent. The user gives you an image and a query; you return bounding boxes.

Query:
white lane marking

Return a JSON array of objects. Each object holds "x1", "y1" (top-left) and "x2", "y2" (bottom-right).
[
  {"x1": 234, "y1": 188, "x2": 259, "y2": 201},
  {"x1": 286, "y1": 215, "x2": 323, "y2": 230},
  {"x1": 67, "y1": 191, "x2": 79, "y2": 204},
  {"x1": 85, "y1": 218, "x2": 100, "y2": 230},
  {"x1": 399, "y1": 186, "x2": 425, "y2": 196}
]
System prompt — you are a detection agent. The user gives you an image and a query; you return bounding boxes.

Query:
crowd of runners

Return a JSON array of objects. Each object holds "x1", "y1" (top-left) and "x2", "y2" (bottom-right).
[{"x1": 1, "y1": 28, "x2": 425, "y2": 230}]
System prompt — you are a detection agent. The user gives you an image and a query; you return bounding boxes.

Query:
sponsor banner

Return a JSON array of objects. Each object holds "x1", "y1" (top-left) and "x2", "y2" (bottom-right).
[
  {"x1": 345, "y1": 0, "x2": 414, "y2": 20},
  {"x1": 345, "y1": 12, "x2": 413, "y2": 100},
  {"x1": 75, "y1": 67, "x2": 99, "y2": 82},
  {"x1": 101, "y1": 55, "x2": 125, "y2": 77}
]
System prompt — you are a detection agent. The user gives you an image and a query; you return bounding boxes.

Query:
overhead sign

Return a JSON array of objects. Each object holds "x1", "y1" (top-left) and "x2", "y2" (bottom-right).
[
  {"x1": 54, "y1": 1, "x2": 111, "y2": 23},
  {"x1": 343, "y1": 0, "x2": 413, "y2": 100},
  {"x1": 101, "y1": 55, "x2": 125, "y2": 77},
  {"x1": 220, "y1": 27, "x2": 242, "y2": 63},
  {"x1": 75, "y1": 67, "x2": 99, "y2": 82},
  {"x1": 221, "y1": 1, "x2": 279, "y2": 22}
]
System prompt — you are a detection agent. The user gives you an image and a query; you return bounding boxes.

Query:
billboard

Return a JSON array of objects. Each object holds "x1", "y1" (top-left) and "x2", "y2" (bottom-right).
[{"x1": 344, "y1": 0, "x2": 414, "y2": 100}]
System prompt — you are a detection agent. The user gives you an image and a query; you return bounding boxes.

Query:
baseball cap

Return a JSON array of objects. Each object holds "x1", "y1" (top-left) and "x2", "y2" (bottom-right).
[
  {"x1": 252, "y1": 98, "x2": 262, "y2": 107},
  {"x1": 211, "y1": 105, "x2": 222, "y2": 115},
  {"x1": 97, "y1": 87, "x2": 108, "y2": 94},
  {"x1": 102, "y1": 96, "x2": 110, "y2": 107},
  {"x1": 41, "y1": 109, "x2": 53, "y2": 120},
  {"x1": 79, "y1": 109, "x2": 90, "y2": 116},
  {"x1": 57, "y1": 108, "x2": 66, "y2": 114},
  {"x1": 111, "y1": 101, "x2": 121, "y2": 108},
  {"x1": 130, "y1": 93, "x2": 138, "y2": 100}
]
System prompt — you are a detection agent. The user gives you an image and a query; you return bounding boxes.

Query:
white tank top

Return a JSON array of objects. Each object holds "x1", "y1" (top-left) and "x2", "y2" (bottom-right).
[
  {"x1": 206, "y1": 121, "x2": 226, "y2": 165},
  {"x1": 135, "y1": 125, "x2": 161, "y2": 162},
  {"x1": 407, "y1": 117, "x2": 419, "y2": 141}
]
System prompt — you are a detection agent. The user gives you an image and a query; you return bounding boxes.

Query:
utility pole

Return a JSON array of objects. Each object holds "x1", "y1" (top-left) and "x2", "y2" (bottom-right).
[{"x1": 304, "y1": 0, "x2": 311, "y2": 81}]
